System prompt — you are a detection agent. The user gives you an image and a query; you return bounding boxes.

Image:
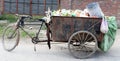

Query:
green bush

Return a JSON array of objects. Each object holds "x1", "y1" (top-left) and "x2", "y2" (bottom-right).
[
  {"x1": 0, "y1": 14, "x2": 17, "y2": 23},
  {"x1": 0, "y1": 14, "x2": 44, "y2": 23}
]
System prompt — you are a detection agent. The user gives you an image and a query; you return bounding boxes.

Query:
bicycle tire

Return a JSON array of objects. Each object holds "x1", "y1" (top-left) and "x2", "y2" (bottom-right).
[{"x1": 2, "y1": 25, "x2": 20, "y2": 52}]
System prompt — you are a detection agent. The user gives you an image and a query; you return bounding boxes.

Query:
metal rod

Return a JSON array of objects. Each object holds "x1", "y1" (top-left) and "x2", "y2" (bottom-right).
[
  {"x1": 36, "y1": 22, "x2": 44, "y2": 38},
  {"x1": 19, "y1": 26, "x2": 33, "y2": 38}
]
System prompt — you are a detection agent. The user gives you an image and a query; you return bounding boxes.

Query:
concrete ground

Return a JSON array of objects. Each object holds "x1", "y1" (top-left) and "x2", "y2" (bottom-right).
[{"x1": 0, "y1": 29, "x2": 120, "y2": 61}]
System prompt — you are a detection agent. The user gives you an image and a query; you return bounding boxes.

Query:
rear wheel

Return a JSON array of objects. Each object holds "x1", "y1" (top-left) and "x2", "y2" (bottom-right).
[
  {"x1": 68, "y1": 31, "x2": 97, "y2": 59},
  {"x1": 2, "y1": 25, "x2": 20, "y2": 51}
]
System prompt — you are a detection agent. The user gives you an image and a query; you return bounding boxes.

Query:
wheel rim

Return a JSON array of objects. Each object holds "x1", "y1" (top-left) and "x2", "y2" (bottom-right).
[
  {"x1": 68, "y1": 31, "x2": 97, "y2": 59},
  {"x1": 2, "y1": 26, "x2": 19, "y2": 51}
]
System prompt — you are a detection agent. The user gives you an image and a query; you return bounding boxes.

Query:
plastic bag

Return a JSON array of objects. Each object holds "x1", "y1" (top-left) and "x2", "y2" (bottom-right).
[
  {"x1": 98, "y1": 16, "x2": 117, "y2": 52},
  {"x1": 86, "y1": 2, "x2": 104, "y2": 18},
  {"x1": 100, "y1": 18, "x2": 109, "y2": 33}
]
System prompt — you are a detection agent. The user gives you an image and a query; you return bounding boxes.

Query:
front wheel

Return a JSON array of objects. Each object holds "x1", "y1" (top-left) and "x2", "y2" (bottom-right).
[{"x1": 2, "y1": 25, "x2": 20, "y2": 51}]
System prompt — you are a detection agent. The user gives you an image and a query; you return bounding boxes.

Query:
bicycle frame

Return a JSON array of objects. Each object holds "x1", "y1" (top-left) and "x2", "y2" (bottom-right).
[
  {"x1": 15, "y1": 16, "x2": 45, "y2": 40},
  {"x1": 18, "y1": 21, "x2": 44, "y2": 39},
  {"x1": 17, "y1": 17, "x2": 51, "y2": 48}
]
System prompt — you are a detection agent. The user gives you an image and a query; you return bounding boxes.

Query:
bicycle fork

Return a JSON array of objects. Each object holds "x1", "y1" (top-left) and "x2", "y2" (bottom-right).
[{"x1": 34, "y1": 19, "x2": 51, "y2": 49}]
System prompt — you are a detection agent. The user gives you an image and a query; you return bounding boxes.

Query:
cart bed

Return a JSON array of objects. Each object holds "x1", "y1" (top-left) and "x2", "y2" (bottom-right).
[{"x1": 50, "y1": 16, "x2": 103, "y2": 42}]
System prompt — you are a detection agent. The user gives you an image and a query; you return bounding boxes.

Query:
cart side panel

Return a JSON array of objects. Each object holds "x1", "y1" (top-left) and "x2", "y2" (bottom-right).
[{"x1": 50, "y1": 16, "x2": 103, "y2": 42}]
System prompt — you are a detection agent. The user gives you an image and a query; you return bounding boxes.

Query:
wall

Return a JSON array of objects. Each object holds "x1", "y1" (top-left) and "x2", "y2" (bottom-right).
[{"x1": 60, "y1": 0, "x2": 120, "y2": 25}]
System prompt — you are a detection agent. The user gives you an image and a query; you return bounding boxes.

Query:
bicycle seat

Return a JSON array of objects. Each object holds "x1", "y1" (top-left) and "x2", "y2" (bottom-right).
[{"x1": 38, "y1": 18, "x2": 46, "y2": 22}]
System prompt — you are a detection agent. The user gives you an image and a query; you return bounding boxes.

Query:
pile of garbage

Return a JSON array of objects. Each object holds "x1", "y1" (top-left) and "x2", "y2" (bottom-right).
[
  {"x1": 51, "y1": 2, "x2": 104, "y2": 18},
  {"x1": 52, "y1": 9, "x2": 90, "y2": 17}
]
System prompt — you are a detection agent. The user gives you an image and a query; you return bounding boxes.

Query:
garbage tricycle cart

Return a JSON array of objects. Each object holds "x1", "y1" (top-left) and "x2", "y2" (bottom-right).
[{"x1": 49, "y1": 16, "x2": 103, "y2": 59}]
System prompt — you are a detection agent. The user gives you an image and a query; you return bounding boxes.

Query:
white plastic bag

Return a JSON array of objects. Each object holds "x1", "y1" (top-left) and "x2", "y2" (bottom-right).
[{"x1": 100, "y1": 18, "x2": 109, "y2": 33}]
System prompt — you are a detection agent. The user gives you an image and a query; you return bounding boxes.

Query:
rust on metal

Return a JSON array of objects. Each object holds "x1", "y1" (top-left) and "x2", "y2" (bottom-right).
[{"x1": 50, "y1": 16, "x2": 103, "y2": 42}]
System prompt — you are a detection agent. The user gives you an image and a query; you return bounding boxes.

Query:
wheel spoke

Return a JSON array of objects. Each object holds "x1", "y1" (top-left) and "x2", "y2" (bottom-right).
[
  {"x1": 82, "y1": 32, "x2": 85, "y2": 42},
  {"x1": 86, "y1": 36, "x2": 93, "y2": 42},
  {"x1": 77, "y1": 33, "x2": 82, "y2": 44},
  {"x1": 73, "y1": 35, "x2": 79, "y2": 41},
  {"x1": 84, "y1": 33, "x2": 89, "y2": 42}
]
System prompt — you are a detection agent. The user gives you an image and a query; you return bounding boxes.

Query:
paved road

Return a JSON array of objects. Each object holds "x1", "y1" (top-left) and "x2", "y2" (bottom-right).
[{"x1": 0, "y1": 30, "x2": 120, "y2": 61}]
